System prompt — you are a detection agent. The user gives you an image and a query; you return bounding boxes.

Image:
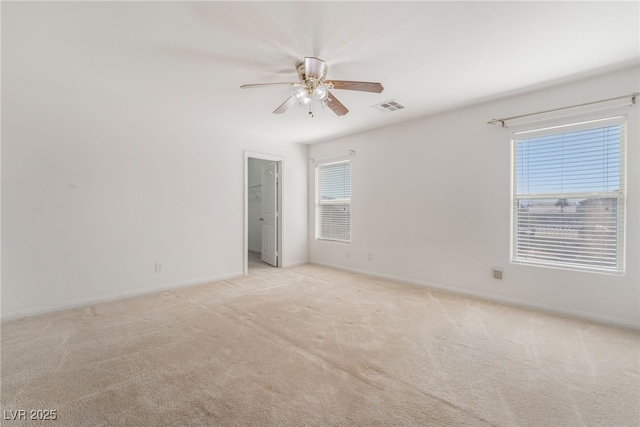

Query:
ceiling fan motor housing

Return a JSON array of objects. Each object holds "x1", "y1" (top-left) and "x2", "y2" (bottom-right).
[{"x1": 297, "y1": 57, "x2": 329, "y2": 89}]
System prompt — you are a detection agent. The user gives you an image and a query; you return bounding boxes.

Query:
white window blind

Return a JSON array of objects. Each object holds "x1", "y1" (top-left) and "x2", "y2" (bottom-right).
[
  {"x1": 512, "y1": 116, "x2": 625, "y2": 273},
  {"x1": 316, "y1": 160, "x2": 351, "y2": 243}
]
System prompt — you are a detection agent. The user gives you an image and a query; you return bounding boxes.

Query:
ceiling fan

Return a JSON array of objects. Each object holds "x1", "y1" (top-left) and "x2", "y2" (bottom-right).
[{"x1": 240, "y1": 57, "x2": 384, "y2": 117}]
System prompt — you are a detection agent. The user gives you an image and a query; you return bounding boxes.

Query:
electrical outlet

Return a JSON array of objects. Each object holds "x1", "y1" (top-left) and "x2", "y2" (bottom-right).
[
  {"x1": 493, "y1": 267, "x2": 503, "y2": 280},
  {"x1": 155, "y1": 263, "x2": 164, "y2": 273},
  {"x1": 367, "y1": 252, "x2": 373, "y2": 261}
]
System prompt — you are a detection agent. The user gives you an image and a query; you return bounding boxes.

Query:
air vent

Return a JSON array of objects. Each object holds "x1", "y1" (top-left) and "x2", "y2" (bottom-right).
[{"x1": 371, "y1": 100, "x2": 405, "y2": 113}]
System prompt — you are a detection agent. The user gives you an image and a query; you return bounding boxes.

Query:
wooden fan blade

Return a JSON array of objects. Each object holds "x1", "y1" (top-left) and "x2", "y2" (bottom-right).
[
  {"x1": 304, "y1": 57, "x2": 328, "y2": 80},
  {"x1": 328, "y1": 80, "x2": 384, "y2": 93},
  {"x1": 326, "y1": 91, "x2": 349, "y2": 116},
  {"x1": 273, "y1": 96, "x2": 296, "y2": 114},
  {"x1": 241, "y1": 82, "x2": 299, "y2": 89}
]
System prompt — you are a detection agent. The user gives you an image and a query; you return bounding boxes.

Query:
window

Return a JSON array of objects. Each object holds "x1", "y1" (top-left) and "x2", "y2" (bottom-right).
[
  {"x1": 512, "y1": 116, "x2": 626, "y2": 273},
  {"x1": 316, "y1": 160, "x2": 351, "y2": 242}
]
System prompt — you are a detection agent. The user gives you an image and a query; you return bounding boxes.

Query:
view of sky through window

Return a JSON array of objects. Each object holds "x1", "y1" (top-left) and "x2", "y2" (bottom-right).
[{"x1": 516, "y1": 125, "x2": 621, "y2": 196}]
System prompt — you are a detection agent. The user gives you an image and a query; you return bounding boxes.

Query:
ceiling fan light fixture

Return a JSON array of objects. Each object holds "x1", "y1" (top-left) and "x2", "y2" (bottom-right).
[
  {"x1": 314, "y1": 84, "x2": 328, "y2": 101},
  {"x1": 293, "y1": 87, "x2": 307, "y2": 100}
]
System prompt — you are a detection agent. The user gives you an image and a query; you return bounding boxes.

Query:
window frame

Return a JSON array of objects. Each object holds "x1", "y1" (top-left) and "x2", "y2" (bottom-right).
[
  {"x1": 315, "y1": 159, "x2": 352, "y2": 244},
  {"x1": 510, "y1": 115, "x2": 627, "y2": 274}
]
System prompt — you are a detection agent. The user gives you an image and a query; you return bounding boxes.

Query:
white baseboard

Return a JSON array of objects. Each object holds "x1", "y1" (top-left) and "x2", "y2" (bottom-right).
[
  {"x1": 1, "y1": 272, "x2": 243, "y2": 321},
  {"x1": 310, "y1": 261, "x2": 640, "y2": 331}
]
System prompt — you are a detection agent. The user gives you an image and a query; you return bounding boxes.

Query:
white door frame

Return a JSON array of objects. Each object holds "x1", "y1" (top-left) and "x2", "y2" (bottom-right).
[{"x1": 244, "y1": 151, "x2": 284, "y2": 275}]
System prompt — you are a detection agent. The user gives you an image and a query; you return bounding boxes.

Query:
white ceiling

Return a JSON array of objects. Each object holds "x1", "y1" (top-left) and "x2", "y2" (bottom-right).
[{"x1": 3, "y1": 1, "x2": 639, "y2": 144}]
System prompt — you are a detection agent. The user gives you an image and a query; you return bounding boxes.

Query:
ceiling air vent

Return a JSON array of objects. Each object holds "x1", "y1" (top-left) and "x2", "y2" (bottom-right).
[{"x1": 371, "y1": 100, "x2": 405, "y2": 113}]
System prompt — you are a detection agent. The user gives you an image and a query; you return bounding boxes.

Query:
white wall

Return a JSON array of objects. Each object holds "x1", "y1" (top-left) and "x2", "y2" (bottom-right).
[
  {"x1": 2, "y1": 82, "x2": 308, "y2": 318},
  {"x1": 309, "y1": 66, "x2": 640, "y2": 328},
  {"x1": 247, "y1": 158, "x2": 272, "y2": 253}
]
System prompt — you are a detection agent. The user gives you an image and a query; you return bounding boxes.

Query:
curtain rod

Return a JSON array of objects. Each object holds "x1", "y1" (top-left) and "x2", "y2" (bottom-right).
[
  {"x1": 487, "y1": 92, "x2": 638, "y2": 127},
  {"x1": 309, "y1": 150, "x2": 355, "y2": 163}
]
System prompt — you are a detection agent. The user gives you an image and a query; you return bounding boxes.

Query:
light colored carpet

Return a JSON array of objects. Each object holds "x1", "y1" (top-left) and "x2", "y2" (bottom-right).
[{"x1": 2, "y1": 257, "x2": 639, "y2": 426}]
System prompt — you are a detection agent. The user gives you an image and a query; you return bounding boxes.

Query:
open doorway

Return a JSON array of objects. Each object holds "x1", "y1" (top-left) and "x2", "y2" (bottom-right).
[{"x1": 244, "y1": 151, "x2": 283, "y2": 275}]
